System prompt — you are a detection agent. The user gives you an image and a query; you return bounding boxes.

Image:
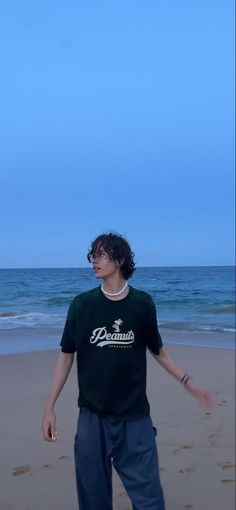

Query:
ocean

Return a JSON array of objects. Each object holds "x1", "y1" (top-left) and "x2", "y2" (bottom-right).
[{"x1": 0, "y1": 266, "x2": 235, "y2": 354}]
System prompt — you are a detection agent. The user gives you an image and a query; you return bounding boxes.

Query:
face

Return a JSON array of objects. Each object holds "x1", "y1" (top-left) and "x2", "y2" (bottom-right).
[{"x1": 90, "y1": 248, "x2": 121, "y2": 279}]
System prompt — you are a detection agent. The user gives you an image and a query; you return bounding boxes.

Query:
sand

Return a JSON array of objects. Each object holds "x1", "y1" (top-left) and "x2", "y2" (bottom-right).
[{"x1": 0, "y1": 343, "x2": 235, "y2": 510}]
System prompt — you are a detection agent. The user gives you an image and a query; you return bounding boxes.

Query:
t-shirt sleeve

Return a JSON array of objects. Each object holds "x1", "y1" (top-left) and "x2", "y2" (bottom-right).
[
  {"x1": 60, "y1": 300, "x2": 77, "y2": 353},
  {"x1": 144, "y1": 296, "x2": 163, "y2": 355}
]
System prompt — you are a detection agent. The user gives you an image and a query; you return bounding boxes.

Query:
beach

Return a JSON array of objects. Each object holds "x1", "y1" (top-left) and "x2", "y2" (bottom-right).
[{"x1": 0, "y1": 342, "x2": 235, "y2": 510}]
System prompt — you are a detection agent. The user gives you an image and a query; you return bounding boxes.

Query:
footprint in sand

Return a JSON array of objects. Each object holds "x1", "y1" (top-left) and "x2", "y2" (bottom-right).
[
  {"x1": 221, "y1": 479, "x2": 235, "y2": 484},
  {"x1": 179, "y1": 467, "x2": 195, "y2": 480},
  {"x1": 184, "y1": 505, "x2": 193, "y2": 509},
  {"x1": 218, "y1": 462, "x2": 235, "y2": 470},
  {"x1": 208, "y1": 433, "x2": 218, "y2": 447},
  {"x1": 173, "y1": 445, "x2": 193, "y2": 455},
  {"x1": 41, "y1": 464, "x2": 53, "y2": 470},
  {"x1": 159, "y1": 467, "x2": 166, "y2": 473},
  {"x1": 218, "y1": 400, "x2": 228, "y2": 406},
  {"x1": 12, "y1": 465, "x2": 31, "y2": 476},
  {"x1": 40, "y1": 457, "x2": 69, "y2": 470}
]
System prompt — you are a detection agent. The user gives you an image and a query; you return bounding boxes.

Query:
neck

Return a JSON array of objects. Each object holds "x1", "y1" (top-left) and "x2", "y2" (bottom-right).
[{"x1": 102, "y1": 275, "x2": 126, "y2": 293}]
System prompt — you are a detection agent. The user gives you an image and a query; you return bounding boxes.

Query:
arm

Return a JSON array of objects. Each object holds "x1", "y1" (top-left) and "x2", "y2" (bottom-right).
[
  {"x1": 42, "y1": 351, "x2": 74, "y2": 442},
  {"x1": 151, "y1": 347, "x2": 213, "y2": 410}
]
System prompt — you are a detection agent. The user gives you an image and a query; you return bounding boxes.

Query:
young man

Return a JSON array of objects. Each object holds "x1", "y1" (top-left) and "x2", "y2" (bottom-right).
[{"x1": 42, "y1": 232, "x2": 213, "y2": 510}]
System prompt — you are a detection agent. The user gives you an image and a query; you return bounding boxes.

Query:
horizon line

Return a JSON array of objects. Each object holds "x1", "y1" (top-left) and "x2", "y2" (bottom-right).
[{"x1": 0, "y1": 264, "x2": 234, "y2": 270}]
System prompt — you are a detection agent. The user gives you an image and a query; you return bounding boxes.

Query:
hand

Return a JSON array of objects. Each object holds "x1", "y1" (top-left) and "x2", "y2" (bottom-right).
[
  {"x1": 42, "y1": 409, "x2": 58, "y2": 442},
  {"x1": 186, "y1": 382, "x2": 214, "y2": 410}
]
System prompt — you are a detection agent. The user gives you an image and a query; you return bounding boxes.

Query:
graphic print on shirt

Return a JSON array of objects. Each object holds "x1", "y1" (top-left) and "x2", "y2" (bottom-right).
[
  {"x1": 90, "y1": 318, "x2": 135, "y2": 348},
  {"x1": 112, "y1": 319, "x2": 123, "y2": 332}
]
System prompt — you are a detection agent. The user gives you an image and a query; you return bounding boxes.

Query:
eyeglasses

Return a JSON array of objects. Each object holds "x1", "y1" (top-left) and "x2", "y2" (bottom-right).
[{"x1": 89, "y1": 251, "x2": 111, "y2": 262}]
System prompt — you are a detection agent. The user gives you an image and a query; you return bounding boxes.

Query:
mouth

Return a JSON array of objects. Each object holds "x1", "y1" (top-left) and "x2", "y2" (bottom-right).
[{"x1": 93, "y1": 266, "x2": 100, "y2": 272}]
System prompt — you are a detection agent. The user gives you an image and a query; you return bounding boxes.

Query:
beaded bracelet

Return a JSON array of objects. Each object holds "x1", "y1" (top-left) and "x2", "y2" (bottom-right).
[{"x1": 180, "y1": 373, "x2": 191, "y2": 386}]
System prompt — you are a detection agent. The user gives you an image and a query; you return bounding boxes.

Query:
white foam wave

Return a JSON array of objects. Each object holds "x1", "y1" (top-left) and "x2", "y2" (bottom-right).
[{"x1": 0, "y1": 312, "x2": 65, "y2": 329}]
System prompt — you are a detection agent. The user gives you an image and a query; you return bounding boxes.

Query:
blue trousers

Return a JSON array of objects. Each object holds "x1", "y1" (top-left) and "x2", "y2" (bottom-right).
[{"x1": 74, "y1": 408, "x2": 166, "y2": 510}]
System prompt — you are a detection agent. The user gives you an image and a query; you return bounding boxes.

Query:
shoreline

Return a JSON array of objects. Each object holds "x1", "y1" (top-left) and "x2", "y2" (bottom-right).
[{"x1": 0, "y1": 327, "x2": 235, "y2": 356}]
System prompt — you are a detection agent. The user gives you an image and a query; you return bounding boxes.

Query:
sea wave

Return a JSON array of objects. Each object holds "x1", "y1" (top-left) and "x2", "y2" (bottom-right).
[
  {"x1": 207, "y1": 304, "x2": 236, "y2": 314},
  {"x1": 159, "y1": 321, "x2": 235, "y2": 333},
  {"x1": 0, "y1": 311, "x2": 19, "y2": 317},
  {"x1": 1, "y1": 311, "x2": 235, "y2": 333},
  {"x1": 43, "y1": 295, "x2": 74, "y2": 306},
  {"x1": 0, "y1": 312, "x2": 65, "y2": 329}
]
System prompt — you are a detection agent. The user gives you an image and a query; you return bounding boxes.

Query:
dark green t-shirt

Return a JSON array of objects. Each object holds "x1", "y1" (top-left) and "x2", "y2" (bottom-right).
[{"x1": 60, "y1": 285, "x2": 163, "y2": 420}]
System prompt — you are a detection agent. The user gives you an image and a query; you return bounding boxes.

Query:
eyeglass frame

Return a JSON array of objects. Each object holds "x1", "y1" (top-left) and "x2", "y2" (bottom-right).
[{"x1": 88, "y1": 250, "x2": 112, "y2": 263}]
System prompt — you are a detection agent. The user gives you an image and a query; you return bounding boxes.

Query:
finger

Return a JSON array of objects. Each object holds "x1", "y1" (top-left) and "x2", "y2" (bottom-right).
[
  {"x1": 50, "y1": 420, "x2": 58, "y2": 440},
  {"x1": 45, "y1": 428, "x2": 58, "y2": 442},
  {"x1": 51, "y1": 430, "x2": 58, "y2": 441},
  {"x1": 45, "y1": 426, "x2": 53, "y2": 441},
  {"x1": 42, "y1": 421, "x2": 55, "y2": 441},
  {"x1": 51, "y1": 423, "x2": 57, "y2": 434},
  {"x1": 42, "y1": 423, "x2": 50, "y2": 440},
  {"x1": 48, "y1": 422, "x2": 58, "y2": 440}
]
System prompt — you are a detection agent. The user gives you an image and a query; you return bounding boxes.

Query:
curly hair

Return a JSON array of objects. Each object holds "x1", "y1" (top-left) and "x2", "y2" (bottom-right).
[{"x1": 87, "y1": 232, "x2": 136, "y2": 280}]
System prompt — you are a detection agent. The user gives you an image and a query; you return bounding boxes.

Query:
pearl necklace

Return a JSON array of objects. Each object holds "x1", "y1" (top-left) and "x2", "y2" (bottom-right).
[{"x1": 101, "y1": 281, "x2": 128, "y2": 297}]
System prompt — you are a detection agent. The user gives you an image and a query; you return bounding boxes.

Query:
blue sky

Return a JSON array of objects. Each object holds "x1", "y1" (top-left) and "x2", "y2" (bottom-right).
[{"x1": 0, "y1": 1, "x2": 235, "y2": 268}]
